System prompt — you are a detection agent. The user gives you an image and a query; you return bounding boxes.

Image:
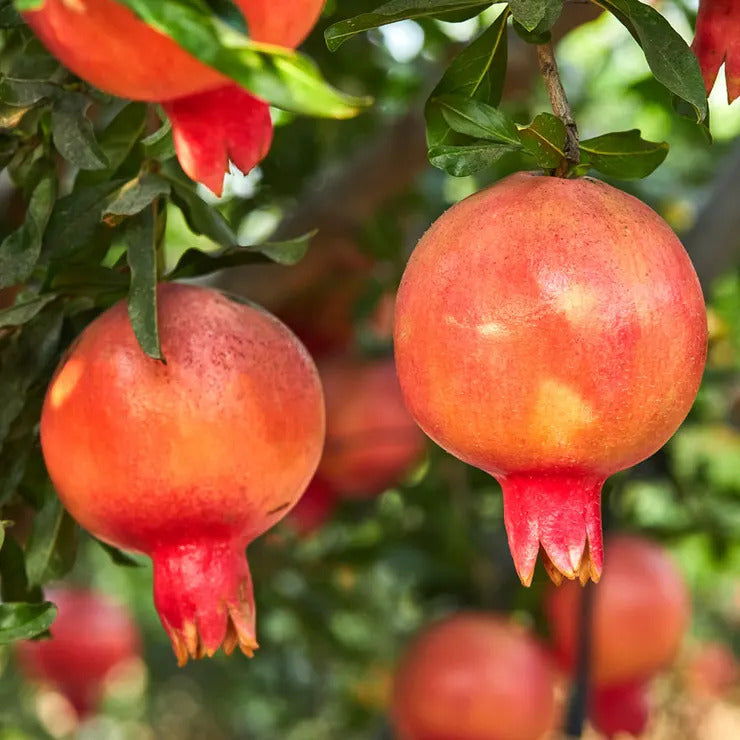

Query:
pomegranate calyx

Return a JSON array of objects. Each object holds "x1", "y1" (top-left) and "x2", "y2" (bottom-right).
[
  {"x1": 162, "y1": 84, "x2": 273, "y2": 196},
  {"x1": 152, "y1": 539, "x2": 258, "y2": 666},
  {"x1": 692, "y1": 0, "x2": 740, "y2": 103},
  {"x1": 501, "y1": 472, "x2": 604, "y2": 587}
]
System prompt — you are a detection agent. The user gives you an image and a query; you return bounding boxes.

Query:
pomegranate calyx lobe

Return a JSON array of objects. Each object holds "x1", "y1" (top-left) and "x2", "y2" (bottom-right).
[
  {"x1": 162, "y1": 84, "x2": 273, "y2": 196},
  {"x1": 152, "y1": 538, "x2": 258, "y2": 666},
  {"x1": 501, "y1": 472, "x2": 604, "y2": 586},
  {"x1": 692, "y1": 0, "x2": 740, "y2": 102}
]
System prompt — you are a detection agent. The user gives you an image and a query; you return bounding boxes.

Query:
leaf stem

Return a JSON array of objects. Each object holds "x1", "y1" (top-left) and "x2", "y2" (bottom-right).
[{"x1": 536, "y1": 41, "x2": 579, "y2": 176}]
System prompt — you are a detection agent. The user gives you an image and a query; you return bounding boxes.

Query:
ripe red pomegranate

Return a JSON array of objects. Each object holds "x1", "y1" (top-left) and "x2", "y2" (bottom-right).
[
  {"x1": 693, "y1": 0, "x2": 740, "y2": 102},
  {"x1": 685, "y1": 642, "x2": 739, "y2": 698},
  {"x1": 590, "y1": 681, "x2": 650, "y2": 739},
  {"x1": 40, "y1": 283, "x2": 325, "y2": 664},
  {"x1": 15, "y1": 586, "x2": 140, "y2": 717},
  {"x1": 317, "y1": 356, "x2": 425, "y2": 499},
  {"x1": 23, "y1": 0, "x2": 324, "y2": 193},
  {"x1": 391, "y1": 613, "x2": 559, "y2": 740},
  {"x1": 394, "y1": 173, "x2": 707, "y2": 585},
  {"x1": 545, "y1": 535, "x2": 691, "y2": 686}
]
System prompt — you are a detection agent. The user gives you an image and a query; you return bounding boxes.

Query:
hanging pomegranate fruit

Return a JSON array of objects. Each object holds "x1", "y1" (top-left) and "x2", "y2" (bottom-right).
[
  {"x1": 692, "y1": 0, "x2": 740, "y2": 103},
  {"x1": 40, "y1": 283, "x2": 325, "y2": 664},
  {"x1": 391, "y1": 613, "x2": 559, "y2": 740},
  {"x1": 22, "y1": 0, "x2": 324, "y2": 193},
  {"x1": 394, "y1": 173, "x2": 707, "y2": 585},
  {"x1": 16, "y1": 586, "x2": 140, "y2": 717}
]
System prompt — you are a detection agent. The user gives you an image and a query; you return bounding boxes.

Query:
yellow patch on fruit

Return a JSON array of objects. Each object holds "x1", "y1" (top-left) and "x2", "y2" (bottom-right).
[
  {"x1": 48, "y1": 359, "x2": 84, "y2": 409},
  {"x1": 554, "y1": 283, "x2": 598, "y2": 324},
  {"x1": 531, "y1": 378, "x2": 595, "y2": 449}
]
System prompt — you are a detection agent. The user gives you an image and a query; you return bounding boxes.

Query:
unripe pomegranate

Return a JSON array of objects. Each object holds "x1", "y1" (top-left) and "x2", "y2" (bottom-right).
[
  {"x1": 391, "y1": 613, "x2": 559, "y2": 740},
  {"x1": 23, "y1": 0, "x2": 324, "y2": 193},
  {"x1": 545, "y1": 536, "x2": 691, "y2": 686},
  {"x1": 692, "y1": 0, "x2": 740, "y2": 103},
  {"x1": 40, "y1": 283, "x2": 325, "y2": 664},
  {"x1": 590, "y1": 681, "x2": 651, "y2": 739},
  {"x1": 318, "y1": 356, "x2": 425, "y2": 499},
  {"x1": 394, "y1": 173, "x2": 707, "y2": 585},
  {"x1": 15, "y1": 587, "x2": 140, "y2": 717}
]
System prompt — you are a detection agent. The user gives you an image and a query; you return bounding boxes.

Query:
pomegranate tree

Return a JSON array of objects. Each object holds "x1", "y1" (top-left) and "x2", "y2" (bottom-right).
[
  {"x1": 394, "y1": 173, "x2": 707, "y2": 585},
  {"x1": 692, "y1": 0, "x2": 740, "y2": 103},
  {"x1": 545, "y1": 535, "x2": 691, "y2": 686},
  {"x1": 40, "y1": 283, "x2": 325, "y2": 664},
  {"x1": 391, "y1": 613, "x2": 559, "y2": 740},
  {"x1": 16, "y1": 587, "x2": 140, "y2": 717},
  {"x1": 317, "y1": 356, "x2": 425, "y2": 499},
  {"x1": 22, "y1": 0, "x2": 324, "y2": 193}
]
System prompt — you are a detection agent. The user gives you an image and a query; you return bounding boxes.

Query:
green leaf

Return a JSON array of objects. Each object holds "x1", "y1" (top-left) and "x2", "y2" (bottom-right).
[
  {"x1": 105, "y1": 173, "x2": 171, "y2": 217},
  {"x1": 0, "y1": 305, "x2": 63, "y2": 448},
  {"x1": 13, "y1": 0, "x2": 44, "y2": 11},
  {"x1": 166, "y1": 173, "x2": 238, "y2": 248},
  {"x1": 579, "y1": 129, "x2": 668, "y2": 179},
  {"x1": 0, "y1": 536, "x2": 34, "y2": 601},
  {"x1": 0, "y1": 293, "x2": 57, "y2": 328},
  {"x1": 113, "y1": 0, "x2": 369, "y2": 118},
  {"x1": 434, "y1": 94, "x2": 521, "y2": 145},
  {"x1": 42, "y1": 179, "x2": 126, "y2": 261},
  {"x1": 24, "y1": 495, "x2": 78, "y2": 588},
  {"x1": 0, "y1": 602, "x2": 56, "y2": 644},
  {"x1": 594, "y1": 0, "x2": 707, "y2": 121},
  {"x1": 518, "y1": 112, "x2": 566, "y2": 169},
  {"x1": 124, "y1": 208, "x2": 162, "y2": 360},
  {"x1": 508, "y1": 0, "x2": 562, "y2": 33},
  {"x1": 51, "y1": 93, "x2": 109, "y2": 170},
  {"x1": 168, "y1": 231, "x2": 314, "y2": 279},
  {"x1": 426, "y1": 9, "x2": 510, "y2": 148},
  {"x1": 0, "y1": 174, "x2": 56, "y2": 289},
  {"x1": 428, "y1": 140, "x2": 515, "y2": 176},
  {"x1": 324, "y1": 0, "x2": 493, "y2": 50},
  {"x1": 142, "y1": 112, "x2": 176, "y2": 160},
  {"x1": 96, "y1": 541, "x2": 143, "y2": 568},
  {"x1": 0, "y1": 77, "x2": 59, "y2": 106}
]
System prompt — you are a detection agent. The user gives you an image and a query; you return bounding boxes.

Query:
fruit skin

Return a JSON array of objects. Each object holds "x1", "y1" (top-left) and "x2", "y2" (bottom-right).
[
  {"x1": 15, "y1": 587, "x2": 140, "y2": 717},
  {"x1": 40, "y1": 283, "x2": 325, "y2": 664},
  {"x1": 692, "y1": 0, "x2": 740, "y2": 103},
  {"x1": 590, "y1": 681, "x2": 650, "y2": 739},
  {"x1": 394, "y1": 173, "x2": 707, "y2": 586},
  {"x1": 545, "y1": 536, "x2": 690, "y2": 686},
  {"x1": 391, "y1": 613, "x2": 558, "y2": 740},
  {"x1": 317, "y1": 356, "x2": 425, "y2": 499},
  {"x1": 23, "y1": 0, "x2": 324, "y2": 194}
]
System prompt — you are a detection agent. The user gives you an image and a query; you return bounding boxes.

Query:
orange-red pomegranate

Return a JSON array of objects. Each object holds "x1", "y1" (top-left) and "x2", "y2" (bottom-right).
[
  {"x1": 16, "y1": 587, "x2": 140, "y2": 717},
  {"x1": 288, "y1": 476, "x2": 337, "y2": 535},
  {"x1": 545, "y1": 536, "x2": 691, "y2": 686},
  {"x1": 391, "y1": 613, "x2": 559, "y2": 740},
  {"x1": 394, "y1": 173, "x2": 707, "y2": 585},
  {"x1": 23, "y1": 0, "x2": 324, "y2": 193},
  {"x1": 692, "y1": 0, "x2": 740, "y2": 102},
  {"x1": 685, "y1": 642, "x2": 739, "y2": 698},
  {"x1": 40, "y1": 283, "x2": 325, "y2": 664},
  {"x1": 317, "y1": 356, "x2": 425, "y2": 498},
  {"x1": 590, "y1": 681, "x2": 650, "y2": 739}
]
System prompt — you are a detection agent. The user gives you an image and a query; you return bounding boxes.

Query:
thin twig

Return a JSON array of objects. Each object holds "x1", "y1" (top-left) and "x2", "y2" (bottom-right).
[
  {"x1": 536, "y1": 40, "x2": 579, "y2": 176},
  {"x1": 565, "y1": 581, "x2": 594, "y2": 736}
]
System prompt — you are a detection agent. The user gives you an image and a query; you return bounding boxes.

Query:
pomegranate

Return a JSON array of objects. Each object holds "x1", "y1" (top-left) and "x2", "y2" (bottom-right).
[
  {"x1": 545, "y1": 535, "x2": 691, "y2": 686},
  {"x1": 685, "y1": 642, "x2": 739, "y2": 698},
  {"x1": 23, "y1": 0, "x2": 324, "y2": 193},
  {"x1": 15, "y1": 586, "x2": 140, "y2": 717},
  {"x1": 391, "y1": 613, "x2": 559, "y2": 740},
  {"x1": 40, "y1": 283, "x2": 325, "y2": 664},
  {"x1": 394, "y1": 173, "x2": 707, "y2": 585},
  {"x1": 317, "y1": 356, "x2": 425, "y2": 499},
  {"x1": 692, "y1": 0, "x2": 740, "y2": 102},
  {"x1": 590, "y1": 681, "x2": 650, "y2": 739}
]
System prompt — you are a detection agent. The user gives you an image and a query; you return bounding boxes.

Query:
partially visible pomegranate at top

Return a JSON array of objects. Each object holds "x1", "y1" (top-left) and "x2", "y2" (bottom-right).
[
  {"x1": 22, "y1": 0, "x2": 324, "y2": 193},
  {"x1": 40, "y1": 283, "x2": 325, "y2": 664},
  {"x1": 15, "y1": 586, "x2": 140, "y2": 718},
  {"x1": 692, "y1": 0, "x2": 740, "y2": 103},
  {"x1": 391, "y1": 613, "x2": 559, "y2": 740},
  {"x1": 394, "y1": 173, "x2": 707, "y2": 586},
  {"x1": 590, "y1": 681, "x2": 651, "y2": 739},
  {"x1": 545, "y1": 535, "x2": 691, "y2": 686},
  {"x1": 317, "y1": 356, "x2": 426, "y2": 499}
]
